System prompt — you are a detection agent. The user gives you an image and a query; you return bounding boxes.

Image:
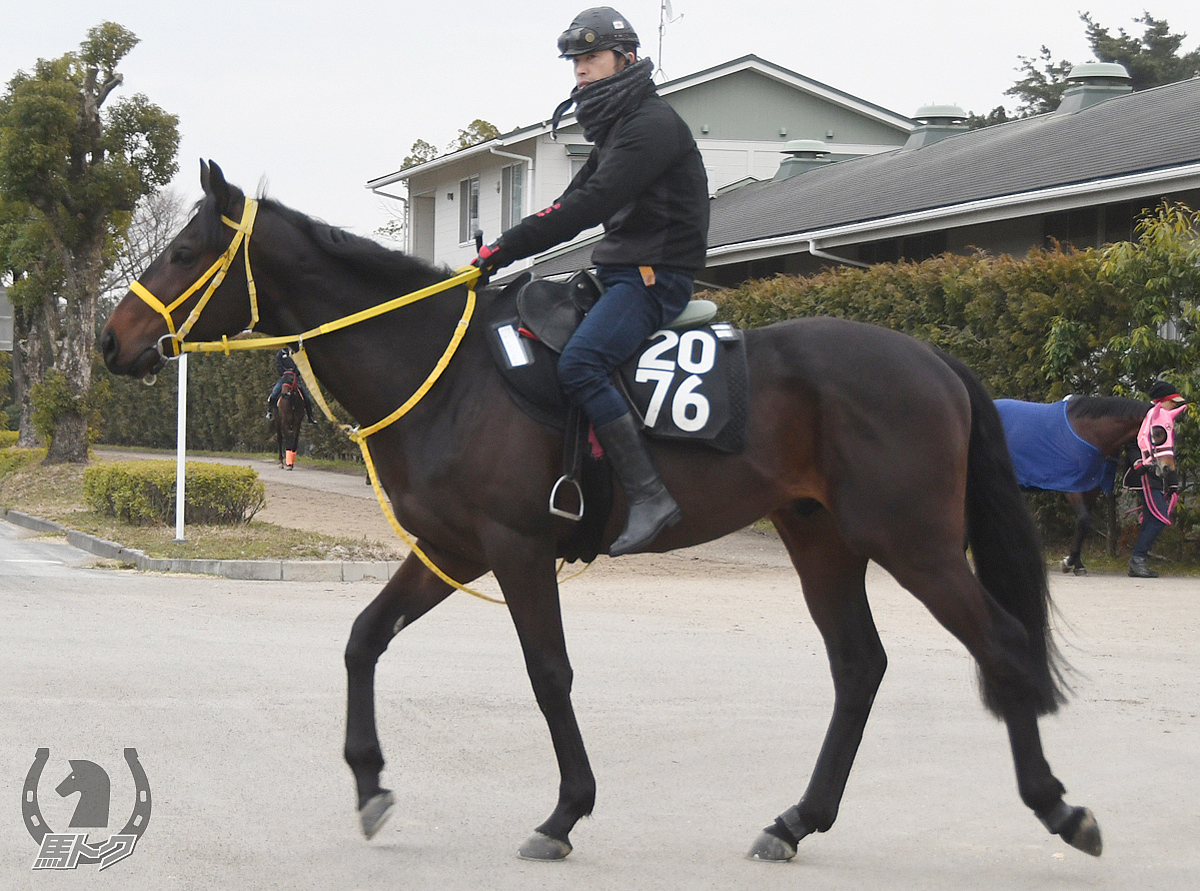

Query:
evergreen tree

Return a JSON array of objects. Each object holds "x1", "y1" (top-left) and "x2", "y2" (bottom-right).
[{"x1": 0, "y1": 23, "x2": 179, "y2": 461}]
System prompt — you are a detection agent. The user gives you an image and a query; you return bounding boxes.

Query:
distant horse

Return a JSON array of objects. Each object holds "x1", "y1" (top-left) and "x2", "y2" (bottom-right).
[
  {"x1": 99, "y1": 161, "x2": 1100, "y2": 864},
  {"x1": 997, "y1": 396, "x2": 1149, "y2": 574},
  {"x1": 271, "y1": 368, "x2": 305, "y2": 469}
]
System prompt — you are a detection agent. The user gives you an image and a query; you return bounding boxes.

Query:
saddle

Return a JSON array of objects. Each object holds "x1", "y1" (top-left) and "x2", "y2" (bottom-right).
[{"x1": 514, "y1": 270, "x2": 720, "y2": 353}]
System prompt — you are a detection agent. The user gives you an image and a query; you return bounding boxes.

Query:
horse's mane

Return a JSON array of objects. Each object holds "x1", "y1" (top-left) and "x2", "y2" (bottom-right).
[
  {"x1": 197, "y1": 192, "x2": 454, "y2": 286},
  {"x1": 1065, "y1": 395, "x2": 1150, "y2": 419}
]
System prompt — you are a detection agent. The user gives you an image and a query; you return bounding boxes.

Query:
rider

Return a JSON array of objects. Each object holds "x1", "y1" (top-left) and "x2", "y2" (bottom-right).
[
  {"x1": 266, "y1": 348, "x2": 316, "y2": 423},
  {"x1": 472, "y1": 6, "x2": 710, "y2": 556},
  {"x1": 1125, "y1": 379, "x2": 1188, "y2": 578}
]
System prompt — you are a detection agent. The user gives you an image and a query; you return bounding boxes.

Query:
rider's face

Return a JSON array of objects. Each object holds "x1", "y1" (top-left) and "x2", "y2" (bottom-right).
[{"x1": 572, "y1": 50, "x2": 628, "y2": 88}]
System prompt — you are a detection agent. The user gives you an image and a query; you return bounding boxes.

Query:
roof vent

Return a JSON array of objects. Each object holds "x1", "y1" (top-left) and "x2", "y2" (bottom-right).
[
  {"x1": 902, "y1": 104, "x2": 968, "y2": 150},
  {"x1": 774, "y1": 139, "x2": 831, "y2": 181},
  {"x1": 1057, "y1": 62, "x2": 1132, "y2": 113}
]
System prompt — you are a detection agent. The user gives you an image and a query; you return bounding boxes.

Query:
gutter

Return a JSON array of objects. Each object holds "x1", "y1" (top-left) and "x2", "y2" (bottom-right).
[
  {"x1": 807, "y1": 239, "x2": 870, "y2": 268},
  {"x1": 706, "y1": 160, "x2": 1200, "y2": 267},
  {"x1": 488, "y1": 145, "x2": 536, "y2": 218}
]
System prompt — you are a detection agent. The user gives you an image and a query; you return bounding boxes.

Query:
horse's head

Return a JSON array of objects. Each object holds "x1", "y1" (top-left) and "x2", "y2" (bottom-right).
[
  {"x1": 100, "y1": 160, "x2": 255, "y2": 380},
  {"x1": 280, "y1": 368, "x2": 298, "y2": 396},
  {"x1": 1139, "y1": 400, "x2": 1188, "y2": 471},
  {"x1": 54, "y1": 760, "x2": 109, "y2": 798}
]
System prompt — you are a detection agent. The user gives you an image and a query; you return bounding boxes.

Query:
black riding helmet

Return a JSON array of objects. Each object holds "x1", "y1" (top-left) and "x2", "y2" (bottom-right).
[{"x1": 558, "y1": 7, "x2": 639, "y2": 58}]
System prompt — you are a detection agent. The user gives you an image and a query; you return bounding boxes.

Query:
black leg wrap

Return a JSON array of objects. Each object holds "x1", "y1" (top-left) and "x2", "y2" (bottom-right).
[
  {"x1": 765, "y1": 806, "x2": 814, "y2": 847},
  {"x1": 1037, "y1": 800, "x2": 1074, "y2": 834}
]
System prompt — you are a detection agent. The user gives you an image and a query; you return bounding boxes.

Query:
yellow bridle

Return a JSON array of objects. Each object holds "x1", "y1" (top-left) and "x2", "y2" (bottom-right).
[
  {"x1": 130, "y1": 199, "x2": 261, "y2": 358},
  {"x1": 126, "y1": 198, "x2": 509, "y2": 602}
]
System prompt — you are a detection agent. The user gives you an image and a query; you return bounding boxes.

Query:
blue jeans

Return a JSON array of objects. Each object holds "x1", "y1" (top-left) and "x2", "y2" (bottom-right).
[
  {"x1": 557, "y1": 266, "x2": 693, "y2": 426},
  {"x1": 1132, "y1": 501, "x2": 1167, "y2": 559}
]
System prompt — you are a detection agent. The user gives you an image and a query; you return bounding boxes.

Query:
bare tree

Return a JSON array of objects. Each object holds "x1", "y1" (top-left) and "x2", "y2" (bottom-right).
[{"x1": 99, "y1": 187, "x2": 188, "y2": 325}]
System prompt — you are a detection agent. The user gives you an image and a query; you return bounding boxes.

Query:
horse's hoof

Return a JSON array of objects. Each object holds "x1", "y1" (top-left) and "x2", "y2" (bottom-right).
[
  {"x1": 1062, "y1": 807, "x2": 1102, "y2": 857},
  {"x1": 359, "y1": 790, "x2": 395, "y2": 839},
  {"x1": 1060, "y1": 557, "x2": 1072, "y2": 573},
  {"x1": 517, "y1": 832, "x2": 572, "y2": 861},
  {"x1": 746, "y1": 830, "x2": 797, "y2": 862},
  {"x1": 1073, "y1": 565, "x2": 1088, "y2": 576}
]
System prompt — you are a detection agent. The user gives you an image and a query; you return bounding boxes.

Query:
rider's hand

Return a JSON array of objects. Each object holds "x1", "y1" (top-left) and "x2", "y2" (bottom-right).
[{"x1": 471, "y1": 240, "x2": 513, "y2": 286}]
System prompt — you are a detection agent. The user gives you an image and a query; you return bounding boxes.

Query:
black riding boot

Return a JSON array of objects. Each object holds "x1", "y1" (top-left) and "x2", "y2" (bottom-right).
[
  {"x1": 594, "y1": 412, "x2": 681, "y2": 557},
  {"x1": 1128, "y1": 555, "x2": 1159, "y2": 578}
]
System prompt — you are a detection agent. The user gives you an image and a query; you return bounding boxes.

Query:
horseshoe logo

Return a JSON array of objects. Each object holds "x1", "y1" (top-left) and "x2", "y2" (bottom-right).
[{"x1": 23, "y1": 748, "x2": 152, "y2": 866}]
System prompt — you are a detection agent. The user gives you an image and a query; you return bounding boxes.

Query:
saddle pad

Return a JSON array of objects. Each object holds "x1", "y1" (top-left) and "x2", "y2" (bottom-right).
[
  {"x1": 618, "y1": 323, "x2": 748, "y2": 453},
  {"x1": 487, "y1": 310, "x2": 749, "y2": 454},
  {"x1": 995, "y1": 399, "x2": 1108, "y2": 492}
]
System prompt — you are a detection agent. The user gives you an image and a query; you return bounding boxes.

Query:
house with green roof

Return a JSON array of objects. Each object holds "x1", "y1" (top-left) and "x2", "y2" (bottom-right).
[{"x1": 367, "y1": 55, "x2": 913, "y2": 274}]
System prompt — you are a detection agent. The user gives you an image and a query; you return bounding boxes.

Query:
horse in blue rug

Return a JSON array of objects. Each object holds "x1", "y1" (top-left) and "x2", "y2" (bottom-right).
[{"x1": 997, "y1": 395, "x2": 1150, "y2": 574}]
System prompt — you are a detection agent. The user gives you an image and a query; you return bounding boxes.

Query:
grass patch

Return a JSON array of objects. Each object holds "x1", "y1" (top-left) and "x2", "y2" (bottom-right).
[{"x1": 0, "y1": 453, "x2": 397, "y2": 562}]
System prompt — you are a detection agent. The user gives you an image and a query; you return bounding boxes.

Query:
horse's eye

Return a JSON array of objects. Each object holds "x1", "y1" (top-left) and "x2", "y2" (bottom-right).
[{"x1": 172, "y1": 247, "x2": 195, "y2": 266}]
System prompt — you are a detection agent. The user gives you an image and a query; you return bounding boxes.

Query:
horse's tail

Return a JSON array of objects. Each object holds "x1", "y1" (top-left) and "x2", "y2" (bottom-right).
[{"x1": 940, "y1": 351, "x2": 1066, "y2": 716}]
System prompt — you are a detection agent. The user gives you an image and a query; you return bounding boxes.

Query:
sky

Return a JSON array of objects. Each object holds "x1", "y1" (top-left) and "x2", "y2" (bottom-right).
[{"x1": 3, "y1": 1, "x2": 1200, "y2": 240}]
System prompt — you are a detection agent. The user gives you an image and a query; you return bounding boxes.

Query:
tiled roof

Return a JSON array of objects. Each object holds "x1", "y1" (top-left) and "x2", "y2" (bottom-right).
[{"x1": 707, "y1": 78, "x2": 1200, "y2": 248}]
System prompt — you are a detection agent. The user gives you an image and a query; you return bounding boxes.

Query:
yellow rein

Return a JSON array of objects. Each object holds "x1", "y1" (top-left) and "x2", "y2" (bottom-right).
[{"x1": 128, "y1": 199, "x2": 505, "y2": 603}]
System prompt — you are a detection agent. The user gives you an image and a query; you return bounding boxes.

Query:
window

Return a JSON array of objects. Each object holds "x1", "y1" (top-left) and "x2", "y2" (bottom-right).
[
  {"x1": 566, "y1": 143, "x2": 592, "y2": 184},
  {"x1": 501, "y1": 163, "x2": 525, "y2": 232},
  {"x1": 458, "y1": 176, "x2": 480, "y2": 244}
]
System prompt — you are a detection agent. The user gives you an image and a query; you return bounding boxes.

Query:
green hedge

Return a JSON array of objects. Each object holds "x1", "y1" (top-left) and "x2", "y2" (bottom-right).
[
  {"x1": 95, "y1": 349, "x2": 361, "y2": 463},
  {"x1": 82, "y1": 460, "x2": 266, "y2": 526},
  {"x1": 707, "y1": 239, "x2": 1200, "y2": 560},
  {"x1": 0, "y1": 430, "x2": 18, "y2": 449},
  {"x1": 0, "y1": 446, "x2": 42, "y2": 478}
]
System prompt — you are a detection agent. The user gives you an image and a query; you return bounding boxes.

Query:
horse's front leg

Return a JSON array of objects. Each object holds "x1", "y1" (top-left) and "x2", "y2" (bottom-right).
[
  {"x1": 488, "y1": 531, "x2": 595, "y2": 861},
  {"x1": 344, "y1": 545, "x2": 484, "y2": 838}
]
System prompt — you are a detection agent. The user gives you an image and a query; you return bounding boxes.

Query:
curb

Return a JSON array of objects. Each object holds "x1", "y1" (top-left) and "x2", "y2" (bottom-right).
[{"x1": 1, "y1": 508, "x2": 400, "y2": 582}]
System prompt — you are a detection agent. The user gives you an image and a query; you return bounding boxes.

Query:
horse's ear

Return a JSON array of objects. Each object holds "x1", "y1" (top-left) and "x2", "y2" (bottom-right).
[{"x1": 200, "y1": 159, "x2": 243, "y2": 215}]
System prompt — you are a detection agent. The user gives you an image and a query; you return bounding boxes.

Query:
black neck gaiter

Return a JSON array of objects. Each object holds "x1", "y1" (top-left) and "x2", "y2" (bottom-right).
[{"x1": 551, "y1": 57, "x2": 656, "y2": 144}]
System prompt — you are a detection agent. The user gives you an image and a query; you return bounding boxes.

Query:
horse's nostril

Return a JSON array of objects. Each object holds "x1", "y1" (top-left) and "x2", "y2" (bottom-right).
[{"x1": 100, "y1": 329, "x2": 118, "y2": 367}]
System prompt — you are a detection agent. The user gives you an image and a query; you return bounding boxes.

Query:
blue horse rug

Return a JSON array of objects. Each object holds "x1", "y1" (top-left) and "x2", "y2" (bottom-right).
[{"x1": 995, "y1": 398, "x2": 1114, "y2": 493}]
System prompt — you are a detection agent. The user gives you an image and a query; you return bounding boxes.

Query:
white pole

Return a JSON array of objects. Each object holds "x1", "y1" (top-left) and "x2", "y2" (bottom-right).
[{"x1": 174, "y1": 353, "x2": 188, "y2": 542}]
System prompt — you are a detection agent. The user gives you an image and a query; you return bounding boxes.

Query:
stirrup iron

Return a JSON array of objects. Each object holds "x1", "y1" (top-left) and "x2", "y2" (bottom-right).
[{"x1": 549, "y1": 474, "x2": 584, "y2": 521}]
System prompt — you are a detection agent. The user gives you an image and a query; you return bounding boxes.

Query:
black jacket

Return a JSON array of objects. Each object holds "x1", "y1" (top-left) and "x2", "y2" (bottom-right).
[{"x1": 498, "y1": 94, "x2": 709, "y2": 273}]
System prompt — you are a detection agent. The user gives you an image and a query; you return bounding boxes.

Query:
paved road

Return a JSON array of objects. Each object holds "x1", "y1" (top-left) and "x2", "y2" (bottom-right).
[{"x1": 1, "y1": 518, "x2": 1198, "y2": 889}]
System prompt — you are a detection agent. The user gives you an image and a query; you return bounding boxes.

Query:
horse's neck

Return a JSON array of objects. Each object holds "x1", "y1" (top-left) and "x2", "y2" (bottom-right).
[
  {"x1": 1079, "y1": 415, "x2": 1143, "y2": 456},
  {"x1": 274, "y1": 278, "x2": 483, "y2": 431}
]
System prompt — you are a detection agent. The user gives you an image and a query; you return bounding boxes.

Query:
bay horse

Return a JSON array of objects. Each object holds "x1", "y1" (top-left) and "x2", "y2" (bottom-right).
[
  {"x1": 99, "y1": 161, "x2": 1100, "y2": 864},
  {"x1": 997, "y1": 396, "x2": 1150, "y2": 574},
  {"x1": 271, "y1": 368, "x2": 305, "y2": 469}
]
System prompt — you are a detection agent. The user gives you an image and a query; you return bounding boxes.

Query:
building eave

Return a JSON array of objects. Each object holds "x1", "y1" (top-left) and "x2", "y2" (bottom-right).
[{"x1": 705, "y1": 161, "x2": 1200, "y2": 267}]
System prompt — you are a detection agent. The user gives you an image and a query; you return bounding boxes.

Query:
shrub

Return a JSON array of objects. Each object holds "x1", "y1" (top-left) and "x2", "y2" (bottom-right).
[
  {"x1": 82, "y1": 460, "x2": 265, "y2": 525},
  {"x1": 0, "y1": 430, "x2": 19, "y2": 449},
  {"x1": 0, "y1": 446, "x2": 43, "y2": 478}
]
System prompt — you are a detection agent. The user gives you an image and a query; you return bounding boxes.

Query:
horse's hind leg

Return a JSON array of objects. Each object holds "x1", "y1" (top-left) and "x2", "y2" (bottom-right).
[
  {"x1": 749, "y1": 506, "x2": 884, "y2": 862},
  {"x1": 882, "y1": 550, "x2": 1101, "y2": 856},
  {"x1": 1063, "y1": 491, "x2": 1093, "y2": 575},
  {"x1": 343, "y1": 545, "x2": 484, "y2": 838}
]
